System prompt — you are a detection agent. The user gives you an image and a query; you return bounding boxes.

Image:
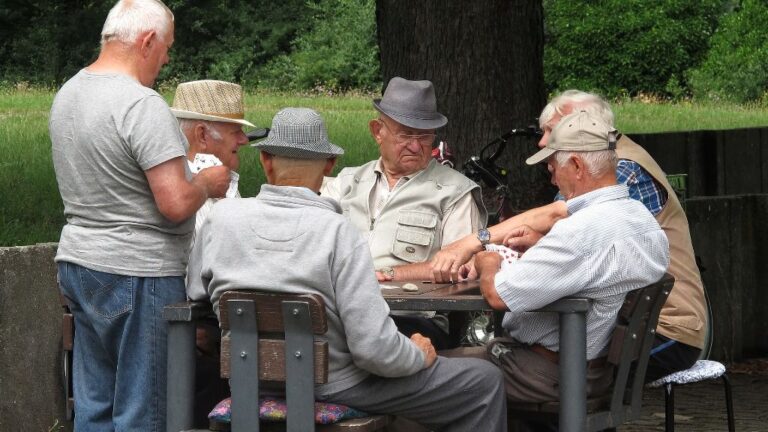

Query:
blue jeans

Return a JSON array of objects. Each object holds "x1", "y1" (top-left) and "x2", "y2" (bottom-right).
[{"x1": 58, "y1": 261, "x2": 186, "y2": 432}]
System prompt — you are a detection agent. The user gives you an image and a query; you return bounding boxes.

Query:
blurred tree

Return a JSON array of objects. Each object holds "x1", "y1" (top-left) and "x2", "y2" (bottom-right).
[{"x1": 376, "y1": 0, "x2": 552, "y2": 210}]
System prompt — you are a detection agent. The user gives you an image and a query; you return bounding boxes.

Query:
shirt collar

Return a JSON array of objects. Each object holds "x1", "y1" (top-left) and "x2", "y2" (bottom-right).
[{"x1": 566, "y1": 184, "x2": 629, "y2": 215}]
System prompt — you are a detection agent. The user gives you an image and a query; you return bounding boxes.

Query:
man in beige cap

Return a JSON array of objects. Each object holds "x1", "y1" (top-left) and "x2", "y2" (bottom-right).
[
  {"x1": 171, "y1": 79, "x2": 254, "y2": 247},
  {"x1": 49, "y1": 1, "x2": 230, "y2": 430},
  {"x1": 463, "y1": 110, "x2": 669, "y2": 405},
  {"x1": 187, "y1": 107, "x2": 507, "y2": 432}
]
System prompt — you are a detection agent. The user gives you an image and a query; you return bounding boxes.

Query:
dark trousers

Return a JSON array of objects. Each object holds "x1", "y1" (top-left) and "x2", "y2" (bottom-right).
[
  {"x1": 390, "y1": 315, "x2": 458, "y2": 350},
  {"x1": 644, "y1": 334, "x2": 701, "y2": 382}
]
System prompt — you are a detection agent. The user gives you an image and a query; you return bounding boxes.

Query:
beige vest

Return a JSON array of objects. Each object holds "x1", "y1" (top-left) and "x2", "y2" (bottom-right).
[
  {"x1": 617, "y1": 136, "x2": 707, "y2": 348},
  {"x1": 335, "y1": 159, "x2": 487, "y2": 267}
]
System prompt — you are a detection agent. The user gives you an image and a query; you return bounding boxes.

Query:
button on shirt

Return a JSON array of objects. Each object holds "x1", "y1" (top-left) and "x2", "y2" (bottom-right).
[{"x1": 496, "y1": 184, "x2": 669, "y2": 359}]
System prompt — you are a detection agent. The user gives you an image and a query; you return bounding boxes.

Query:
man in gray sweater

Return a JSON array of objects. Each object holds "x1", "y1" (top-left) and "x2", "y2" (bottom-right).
[{"x1": 187, "y1": 108, "x2": 507, "y2": 431}]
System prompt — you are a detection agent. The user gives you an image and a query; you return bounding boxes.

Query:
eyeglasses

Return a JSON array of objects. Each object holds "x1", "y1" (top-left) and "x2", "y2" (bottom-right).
[{"x1": 377, "y1": 120, "x2": 436, "y2": 146}]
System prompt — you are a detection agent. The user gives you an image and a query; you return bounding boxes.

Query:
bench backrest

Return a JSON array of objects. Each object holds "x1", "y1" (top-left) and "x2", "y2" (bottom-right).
[{"x1": 218, "y1": 290, "x2": 329, "y2": 431}]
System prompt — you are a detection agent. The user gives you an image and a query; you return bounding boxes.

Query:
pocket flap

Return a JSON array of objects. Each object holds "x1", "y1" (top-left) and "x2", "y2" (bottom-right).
[
  {"x1": 397, "y1": 210, "x2": 437, "y2": 229},
  {"x1": 395, "y1": 228, "x2": 432, "y2": 246}
]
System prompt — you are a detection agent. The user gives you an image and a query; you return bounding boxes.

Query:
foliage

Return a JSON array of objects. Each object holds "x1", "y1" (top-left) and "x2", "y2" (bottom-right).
[
  {"x1": 258, "y1": 0, "x2": 381, "y2": 91},
  {"x1": 543, "y1": 0, "x2": 725, "y2": 98},
  {"x1": 688, "y1": 0, "x2": 768, "y2": 102}
]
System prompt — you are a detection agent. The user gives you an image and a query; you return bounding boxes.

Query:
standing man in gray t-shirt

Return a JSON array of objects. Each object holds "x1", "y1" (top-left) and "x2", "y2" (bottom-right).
[{"x1": 49, "y1": 1, "x2": 229, "y2": 430}]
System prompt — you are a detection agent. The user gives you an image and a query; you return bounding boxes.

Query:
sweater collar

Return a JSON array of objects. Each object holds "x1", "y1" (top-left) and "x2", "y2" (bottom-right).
[{"x1": 258, "y1": 184, "x2": 342, "y2": 214}]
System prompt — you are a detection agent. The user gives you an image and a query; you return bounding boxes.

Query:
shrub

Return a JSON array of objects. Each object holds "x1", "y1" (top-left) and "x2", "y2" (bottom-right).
[
  {"x1": 258, "y1": 0, "x2": 381, "y2": 92},
  {"x1": 543, "y1": 0, "x2": 724, "y2": 98},
  {"x1": 688, "y1": 0, "x2": 768, "y2": 103}
]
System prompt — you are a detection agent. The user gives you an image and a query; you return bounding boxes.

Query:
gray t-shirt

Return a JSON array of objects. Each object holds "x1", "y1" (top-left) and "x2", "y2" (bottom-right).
[{"x1": 50, "y1": 69, "x2": 192, "y2": 277}]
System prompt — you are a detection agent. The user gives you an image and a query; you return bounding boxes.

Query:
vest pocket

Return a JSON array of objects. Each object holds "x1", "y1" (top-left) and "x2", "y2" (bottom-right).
[{"x1": 391, "y1": 210, "x2": 437, "y2": 263}]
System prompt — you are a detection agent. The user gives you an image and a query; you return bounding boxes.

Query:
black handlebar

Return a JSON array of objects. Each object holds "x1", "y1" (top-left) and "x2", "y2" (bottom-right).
[{"x1": 246, "y1": 128, "x2": 270, "y2": 142}]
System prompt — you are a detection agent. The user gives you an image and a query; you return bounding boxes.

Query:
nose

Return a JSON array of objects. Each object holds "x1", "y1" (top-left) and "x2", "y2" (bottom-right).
[
  {"x1": 538, "y1": 131, "x2": 549, "y2": 149},
  {"x1": 236, "y1": 131, "x2": 248, "y2": 146}
]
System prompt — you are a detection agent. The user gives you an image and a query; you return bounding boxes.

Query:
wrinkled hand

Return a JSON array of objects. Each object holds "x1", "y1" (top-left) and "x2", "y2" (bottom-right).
[
  {"x1": 474, "y1": 251, "x2": 502, "y2": 279},
  {"x1": 375, "y1": 270, "x2": 392, "y2": 282},
  {"x1": 410, "y1": 333, "x2": 437, "y2": 368},
  {"x1": 196, "y1": 165, "x2": 231, "y2": 199},
  {"x1": 502, "y1": 224, "x2": 544, "y2": 254},
  {"x1": 430, "y1": 238, "x2": 476, "y2": 283},
  {"x1": 458, "y1": 257, "x2": 478, "y2": 281}
]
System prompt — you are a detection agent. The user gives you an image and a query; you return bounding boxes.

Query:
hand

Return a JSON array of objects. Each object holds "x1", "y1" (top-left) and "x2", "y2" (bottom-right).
[
  {"x1": 410, "y1": 333, "x2": 437, "y2": 368},
  {"x1": 375, "y1": 270, "x2": 393, "y2": 282},
  {"x1": 458, "y1": 257, "x2": 478, "y2": 281},
  {"x1": 430, "y1": 237, "x2": 477, "y2": 283},
  {"x1": 196, "y1": 165, "x2": 231, "y2": 199},
  {"x1": 474, "y1": 251, "x2": 502, "y2": 279},
  {"x1": 502, "y1": 224, "x2": 543, "y2": 254}
]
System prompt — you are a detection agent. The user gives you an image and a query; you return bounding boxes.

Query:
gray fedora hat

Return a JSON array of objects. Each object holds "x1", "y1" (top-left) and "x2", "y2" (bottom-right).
[
  {"x1": 252, "y1": 108, "x2": 344, "y2": 159},
  {"x1": 373, "y1": 77, "x2": 448, "y2": 130}
]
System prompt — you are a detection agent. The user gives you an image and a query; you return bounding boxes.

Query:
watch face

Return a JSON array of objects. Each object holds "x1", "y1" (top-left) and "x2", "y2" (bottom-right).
[{"x1": 478, "y1": 229, "x2": 491, "y2": 243}]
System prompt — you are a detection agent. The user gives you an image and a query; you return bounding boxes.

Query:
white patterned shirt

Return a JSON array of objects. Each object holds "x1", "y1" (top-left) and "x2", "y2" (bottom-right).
[{"x1": 496, "y1": 184, "x2": 669, "y2": 359}]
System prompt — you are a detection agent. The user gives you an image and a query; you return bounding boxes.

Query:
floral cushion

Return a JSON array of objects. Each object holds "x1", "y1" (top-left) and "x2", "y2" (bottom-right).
[{"x1": 209, "y1": 397, "x2": 368, "y2": 424}]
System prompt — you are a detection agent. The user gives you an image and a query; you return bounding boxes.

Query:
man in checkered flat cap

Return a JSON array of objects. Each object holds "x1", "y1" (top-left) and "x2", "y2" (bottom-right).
[{"x1": 187, "y1": 108, "x2": 507, "y2": 432}]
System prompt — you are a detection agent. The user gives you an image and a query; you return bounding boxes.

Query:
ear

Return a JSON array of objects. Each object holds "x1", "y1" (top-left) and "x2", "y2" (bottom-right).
[
  {"x1": 194, "y1": 123, "x2": 208, "y2": 151},
  {"x1": 323, "y1": 157, "x2": 337, "y2": 176},
  {"x1": 139, "y1": 30, "x2": 157, "y2": 58},
  {"x1": 369, "y1": 119, "x2": 383, "y2": 145},
  {"x1": 259, "y1": 152, "x2": 275, "y2": 181},
  {"x1": 571, "y1": 155, "x2": 586, "y2": 179}
]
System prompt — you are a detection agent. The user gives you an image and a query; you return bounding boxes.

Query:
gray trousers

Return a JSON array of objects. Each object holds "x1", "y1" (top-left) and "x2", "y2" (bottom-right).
[{"x1": 316, "y1": 356, "x2": 507, "y2": 432}]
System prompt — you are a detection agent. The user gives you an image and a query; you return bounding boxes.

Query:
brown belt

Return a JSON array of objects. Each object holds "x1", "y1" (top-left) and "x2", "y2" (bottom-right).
[{"x1": 530, "y1": 344, "x2": 608, "y2": 370}]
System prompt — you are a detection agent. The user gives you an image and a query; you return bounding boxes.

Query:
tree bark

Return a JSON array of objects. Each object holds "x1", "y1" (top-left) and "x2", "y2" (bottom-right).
[{"x1": 375, "y1": 0, "x2": 554, "y2": 211}]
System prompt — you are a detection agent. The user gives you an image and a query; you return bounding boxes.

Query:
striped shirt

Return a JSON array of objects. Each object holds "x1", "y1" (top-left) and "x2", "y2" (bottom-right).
[{"x1": 497, "y1": 185, "x2": 669, "y2": 359}]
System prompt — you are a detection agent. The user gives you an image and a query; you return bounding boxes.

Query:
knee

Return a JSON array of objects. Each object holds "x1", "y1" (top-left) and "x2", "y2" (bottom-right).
[{"x1": 465, "y1": 358, "x2": 505, "y2": 395}]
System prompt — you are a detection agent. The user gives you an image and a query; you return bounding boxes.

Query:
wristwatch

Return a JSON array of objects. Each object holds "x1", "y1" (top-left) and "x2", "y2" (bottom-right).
[
  {"x1": 476, "y1": 228, "x2": 491, "y2": 247},
  {"x1": 378, "y1": 266, "x2": 396, "y2": 279}
]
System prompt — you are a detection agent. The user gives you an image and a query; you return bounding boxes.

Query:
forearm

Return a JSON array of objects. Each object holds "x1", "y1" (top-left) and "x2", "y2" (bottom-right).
[
  {"x1": 391, "y1": 261, "x2": 434, "y2": 281},
  {"x1": 480, "y1": 273, "x2": 507, "y2": 310},
  {"x1": 489, "y1": 201, "x2": 567, "y2": 240}
]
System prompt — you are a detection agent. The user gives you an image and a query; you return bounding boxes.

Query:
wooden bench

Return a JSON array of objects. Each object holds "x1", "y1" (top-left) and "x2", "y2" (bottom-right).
[
  {"x1": 165, "y1": 291, "x2": 391, "y2": 432},
  {"x1": 508, "y1": 273, "x2": 674, "y2": 431}
]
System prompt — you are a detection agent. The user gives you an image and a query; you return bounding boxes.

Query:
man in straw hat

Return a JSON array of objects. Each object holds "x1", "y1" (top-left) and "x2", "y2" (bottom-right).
[
  {"x1": 49, "y1": 1, "x2": 230, "y2": 430},
  {"x1": 322, "y1": 76, "x2": 487, "y2": 349},
  {"x1": 463, "y1": 111, "x2": 668, "y2": 407},
  {"x1": 171, "y1": 79, "x2": 254, "y2": 248},
  {"x1": 187, "y1": 107, "x2": 507, "y2": 431}
]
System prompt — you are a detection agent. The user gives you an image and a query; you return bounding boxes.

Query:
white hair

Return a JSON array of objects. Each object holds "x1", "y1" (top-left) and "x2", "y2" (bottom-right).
[
  {"x1": 178, "y1": 119, "x2": 223, "y2": 141},
  {"x1": 101, "y1": 0, "x2": 174, "y2": 46},
  {"x1": 539, "y1": 90, "x2": 615, "y2": 129},
  {"x1": 554, "y1": 149, "x2": 618, "y2": 177}
]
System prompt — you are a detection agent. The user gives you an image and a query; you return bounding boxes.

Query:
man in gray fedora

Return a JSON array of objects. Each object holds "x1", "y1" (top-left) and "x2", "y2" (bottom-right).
[
  {"x1": 322, "y1": 77, "x2": 487, "y2": 349},
  {"x1": 187, "y1": 107, "x2": 507, "y2": 432}
]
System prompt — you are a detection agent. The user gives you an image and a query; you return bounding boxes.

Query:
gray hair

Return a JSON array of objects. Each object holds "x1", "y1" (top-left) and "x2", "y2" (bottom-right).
[
  {"x1": 101, "y1": 0, "x2": 174, "y2": 46},
  {"x1": 539, "y1": 90, "x2": 615, "y2": 129},
  {"x1": 178, "y1": 119, "x2": 223, "y2": 141},
  {"x1": 554, "y1": 149, "x2": 618, "y2": 177}
]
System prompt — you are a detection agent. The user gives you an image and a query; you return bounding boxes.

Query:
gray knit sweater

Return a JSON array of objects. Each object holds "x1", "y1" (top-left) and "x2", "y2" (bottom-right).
[{"x1": 187, "y1": 184, "x2": 425, "y2": 395}]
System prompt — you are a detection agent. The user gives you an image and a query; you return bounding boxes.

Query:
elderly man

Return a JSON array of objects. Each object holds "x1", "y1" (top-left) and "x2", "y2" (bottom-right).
[
  {"x1": 469, "y1": 110, "x2": 669, "y2": 403},
  {"x1": 49, "y1": 1, "x2": 230, "y2": 430},
  {"x1": 433, "y1": 90, "x2": 707, "y2": 381},
  {"x1": 187, "y1": 108, "x2": 507, "y2": 431},
  {"x1": 322, "y1": 76, "x2": 487, "y2": 348},
  {"x1": 171, "y1": 79, "x2": 253, "y2": 247}
]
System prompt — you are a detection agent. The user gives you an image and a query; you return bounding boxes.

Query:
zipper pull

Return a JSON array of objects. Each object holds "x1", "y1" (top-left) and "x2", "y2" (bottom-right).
[{"x1": 370, "y1": 218, "x2": 375, "y2": 230}]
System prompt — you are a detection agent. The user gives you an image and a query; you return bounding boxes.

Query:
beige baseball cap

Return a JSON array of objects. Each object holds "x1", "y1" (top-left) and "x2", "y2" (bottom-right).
[{"x1": 525, "y1": 110, "x2": 617, "y2": 165}]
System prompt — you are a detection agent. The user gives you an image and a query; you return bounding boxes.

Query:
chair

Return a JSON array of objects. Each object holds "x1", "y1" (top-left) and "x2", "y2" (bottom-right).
[
  {"x1": 165, "y1": 291, "x2": 390, "y2": 432},
  {"x1": 649, "y1": 174, "x2": 735, "y2": 431},
  {"x1": 647, "y1": 360, "x2": 734, "y2": 432},
  {"x1": 507, "y1": 274, "x2": 674, "y2": 431}
]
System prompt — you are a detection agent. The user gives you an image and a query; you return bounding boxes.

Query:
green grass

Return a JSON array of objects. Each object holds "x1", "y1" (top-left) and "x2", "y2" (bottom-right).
[{"x1": 2, "y1": 88, "x2": 768, "y2": 246}]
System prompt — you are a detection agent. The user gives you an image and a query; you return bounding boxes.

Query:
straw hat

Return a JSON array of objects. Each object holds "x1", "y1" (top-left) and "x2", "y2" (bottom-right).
[
  {"x1": 171, "y1": 80, "x2": 255, "y2": 127},
  {"x1": 373, "y1": 77, "x2": 447, "y2": 130},
  {"x1": 526, "y1": 111, "x2": 617, "y2": 165},
  {"x1": 252, "y1": 108, "x2": 344, "y2": 159}
]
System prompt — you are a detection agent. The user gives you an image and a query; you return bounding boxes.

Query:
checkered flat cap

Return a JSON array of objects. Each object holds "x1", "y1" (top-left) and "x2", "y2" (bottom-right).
[{"x1": 253, "y1": 108, "x2": 344, "y2": 159}]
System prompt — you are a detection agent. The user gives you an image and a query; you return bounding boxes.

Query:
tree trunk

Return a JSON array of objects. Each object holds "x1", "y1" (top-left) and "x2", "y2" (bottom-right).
[{"x1": 375, "y1": 0, "x2": 554, "y2": 211}]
